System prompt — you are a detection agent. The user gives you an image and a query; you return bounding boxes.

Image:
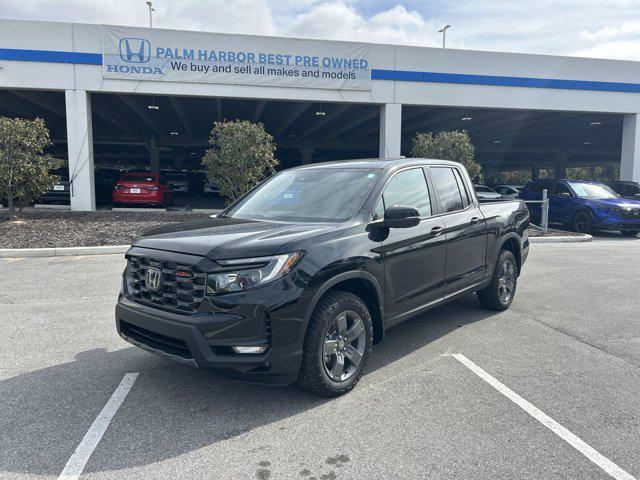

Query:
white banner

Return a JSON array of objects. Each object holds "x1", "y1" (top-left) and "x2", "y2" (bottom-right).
[{"x1": 102, "y1": 25, "x2": 371, "y2": 90}]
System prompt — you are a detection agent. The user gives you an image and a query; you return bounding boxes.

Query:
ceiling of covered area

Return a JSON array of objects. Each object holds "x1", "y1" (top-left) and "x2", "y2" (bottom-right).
[
  {"x1": 402, "y1": 106, "x2": 623, "y2": 172},
  {"x1": 0, "y1": 89, "x2": 625, "y2": 174},
  {"x1": 89, "y1": 93, "x2": 380, "y2": 170}
]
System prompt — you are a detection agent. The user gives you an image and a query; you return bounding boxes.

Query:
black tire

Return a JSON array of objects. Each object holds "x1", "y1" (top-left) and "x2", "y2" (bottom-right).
[
  {"x1": 477, "y1": 249, "x2": 518, "y2": 311},
  {"x1": 572, "y1": 210, "x2": 594, "y2": 234},
  {"x1": 621, "y1": 230, "x2": 640, "y2": 237},
  {"x1": 161, "y1": 194, "x2": 169, "y2": 208},
  {"x1": 298, "y1": 290, "x2": 373, "y2": 397}
]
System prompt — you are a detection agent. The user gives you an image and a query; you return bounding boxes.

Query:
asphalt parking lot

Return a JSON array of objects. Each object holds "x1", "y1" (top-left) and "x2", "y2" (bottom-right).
[{"x1": 1, "y1": 239, "x2": 639, "y2": 480}]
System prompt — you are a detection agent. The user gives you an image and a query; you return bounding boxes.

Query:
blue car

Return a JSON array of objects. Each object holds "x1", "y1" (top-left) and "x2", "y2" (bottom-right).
[{"x1": 519, "y1": 179, "x2": 640, "y2": 235}]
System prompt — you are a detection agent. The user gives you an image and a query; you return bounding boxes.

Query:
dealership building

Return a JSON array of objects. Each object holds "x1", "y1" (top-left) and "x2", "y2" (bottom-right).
[{"x1": 1, "y1": 19, "x2": 640, "y2": 211}]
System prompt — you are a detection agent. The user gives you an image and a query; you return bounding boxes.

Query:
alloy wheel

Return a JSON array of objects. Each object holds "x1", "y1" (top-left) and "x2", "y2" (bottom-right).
[
  {"x1": 497, "y1": 259, "x2": 516, "y2": 304},
  {"x1": 574, "y1": 213, "x2": 590, "y2": 233},
  {"x1": 322, "y1": 310, "x2": 366, "y2": 382}
]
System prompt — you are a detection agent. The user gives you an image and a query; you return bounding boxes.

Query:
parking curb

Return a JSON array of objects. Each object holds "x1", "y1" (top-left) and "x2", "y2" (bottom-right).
[
  {"x1": 0, "y1": 245, "x2": 130, "y2": 258},
  {"x1": 529, "y1": 234, "x2": 593, "y2": 243}
]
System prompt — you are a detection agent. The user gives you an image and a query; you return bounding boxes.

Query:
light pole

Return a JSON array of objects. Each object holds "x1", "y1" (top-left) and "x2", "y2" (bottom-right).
[
  {"x1": 146, "y1": 1, "x2": 155, "y2": 28},
  {"x1": 438, "y1": 24, "x2": 451, "y2": 48}
]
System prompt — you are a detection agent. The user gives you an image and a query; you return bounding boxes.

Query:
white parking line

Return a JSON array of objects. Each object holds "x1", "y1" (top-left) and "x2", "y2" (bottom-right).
[
  {"x1": 58, "y1": 373, "x2": 139, "y2": 480},
  {"x1": 451, "y1": 354, "x2": 637, "y2": 480}
]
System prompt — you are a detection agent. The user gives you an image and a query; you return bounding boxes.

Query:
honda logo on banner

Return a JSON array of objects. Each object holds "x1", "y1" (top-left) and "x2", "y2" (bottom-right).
[{"x1": 119, "y1": 38, "x2": 151, "y2": 63}]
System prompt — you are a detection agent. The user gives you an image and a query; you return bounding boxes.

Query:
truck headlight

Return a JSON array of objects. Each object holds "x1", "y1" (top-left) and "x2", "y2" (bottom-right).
[{"x1": 207, "y1": 252, "x2": 303, "y2": 294}]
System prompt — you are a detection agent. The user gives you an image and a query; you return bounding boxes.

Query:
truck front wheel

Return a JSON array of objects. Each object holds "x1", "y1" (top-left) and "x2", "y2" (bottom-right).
[
  {"x1": 477, "y1": 249, "x2": 518, "y2": 311},
  {"x1": 298, "y1": 291, "x2": 373, "y2": 397}
]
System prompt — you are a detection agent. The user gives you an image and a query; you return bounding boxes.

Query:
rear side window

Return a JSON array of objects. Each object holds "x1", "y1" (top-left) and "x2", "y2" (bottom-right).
[
  {"x1": 430, "y1": 167, "x2": 465, "y2": 213},
  {"x1": 383, "y1": 168, "x2": 432, "y2": 217},
  {"x1": 453, "y1": 169, "x2": 470, "y2": 207}
]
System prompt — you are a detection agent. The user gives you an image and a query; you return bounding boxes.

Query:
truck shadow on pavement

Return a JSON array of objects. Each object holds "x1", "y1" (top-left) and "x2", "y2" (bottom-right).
[{"x1": 0, "y1": 294, "x2": 498, "y2": 476}]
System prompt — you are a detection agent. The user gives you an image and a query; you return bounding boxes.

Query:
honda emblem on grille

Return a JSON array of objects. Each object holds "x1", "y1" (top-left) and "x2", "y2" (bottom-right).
[{"x1": 145, "y1": 267, "x2": 162, "y2": 291}]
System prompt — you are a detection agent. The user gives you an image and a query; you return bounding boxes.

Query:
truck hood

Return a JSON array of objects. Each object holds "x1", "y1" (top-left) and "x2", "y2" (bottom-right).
[{"x1": 133, "y1": 216, "x2": 333, "y2": 259}]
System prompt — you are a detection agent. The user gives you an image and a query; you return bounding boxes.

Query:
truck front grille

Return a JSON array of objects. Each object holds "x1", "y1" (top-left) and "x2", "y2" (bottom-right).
[{"x1": 126, "y1": 256, "x2": 206, "y2": 313}]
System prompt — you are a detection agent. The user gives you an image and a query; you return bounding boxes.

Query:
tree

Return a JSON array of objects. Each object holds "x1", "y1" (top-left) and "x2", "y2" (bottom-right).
[
  {"x1": 492, "y1": 170, "x2": 532, "y2": 185},
  {"x1": 411, "y1": 130, "x2": 481, "y2": 180},
  {"x1": 0, "y1": 117, "x2": 56, "y2": 213},
  {"x1": 202, "y1": 120, "x2": 278, "y2": 204}
]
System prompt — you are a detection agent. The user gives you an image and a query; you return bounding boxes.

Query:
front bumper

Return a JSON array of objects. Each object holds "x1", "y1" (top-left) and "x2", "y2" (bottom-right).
[
  {"x1": 594, "y1": 215, "x2": 640, "y2": 231},
  {"x1": 115, "y1": 276, "x2": 309, "y2": 385}
]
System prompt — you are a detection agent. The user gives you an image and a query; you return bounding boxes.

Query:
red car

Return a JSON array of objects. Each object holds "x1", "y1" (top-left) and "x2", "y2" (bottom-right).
[{"x1": 112, "y1": 172, "x2": 173, "y2": 208}]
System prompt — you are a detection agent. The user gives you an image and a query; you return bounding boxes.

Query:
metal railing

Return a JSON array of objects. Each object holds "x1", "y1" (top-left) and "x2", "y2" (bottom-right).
[{"x1": 522, "y1": 189, "x2": 549, "y2": 234}]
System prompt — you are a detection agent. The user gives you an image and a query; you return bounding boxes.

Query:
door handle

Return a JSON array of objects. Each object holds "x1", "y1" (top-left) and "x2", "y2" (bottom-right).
[
  {"x1": 470, "y1": 216, "x2": 481, "y2": 224},
  {"x1": 430, "y1": 226, "x2": 444, "y2": 237}
]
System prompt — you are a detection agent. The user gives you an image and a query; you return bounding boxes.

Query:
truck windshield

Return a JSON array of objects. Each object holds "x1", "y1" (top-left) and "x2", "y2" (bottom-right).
[
  {"x1": 225, "y1": 168, "x2": 379, "y2": 222},
  {"x1": 569, "y1": 182, "x2": 618, "y2": 199}
]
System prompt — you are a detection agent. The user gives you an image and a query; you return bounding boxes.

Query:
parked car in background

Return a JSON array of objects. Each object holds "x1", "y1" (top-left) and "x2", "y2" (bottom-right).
[
  {"x1": 165, "y1": 172, "x2": 190, "y2": 195},
  {"x1": 116, "y1": 158, "x2": 529, "y2": 396},
  {"x1": 474, "y1": 185, "x2": 502, "y2": 200},
  {"x1": 519, "y1": 179, "x2": 640, "y2": 235},
  {"x1": 204, "y1": 181, "x2": 220, "y2": 196},
  {"x1": 39, "y1": 168, "x2": 70, "y2": 205},
  {"x1": 95, "y1": 168, "x2": 122, "y2": 206},
  {"x1": 113, "y1": 172, "x2": 173, "y2": 208},
  {"x1": 606, "y1": 180, "x2": 640, "y2": 200},
  {"x1": 493, "y1": 185, "x2": 523, "y2": 198}
]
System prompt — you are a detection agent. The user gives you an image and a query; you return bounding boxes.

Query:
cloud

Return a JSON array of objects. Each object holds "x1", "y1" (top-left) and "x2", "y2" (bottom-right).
[
  {"x1": 2, "y1": 0, "x2": 640, "y2": 61},
  {"x1": 286, "y1": 2, "x2": 440, "y2": 47},
  {"x1": 579, "y1": 21, "x2": 640, "y2": 41},
  {"x1": 571, "y1": 40, "x2": 640, "y2": 61}
]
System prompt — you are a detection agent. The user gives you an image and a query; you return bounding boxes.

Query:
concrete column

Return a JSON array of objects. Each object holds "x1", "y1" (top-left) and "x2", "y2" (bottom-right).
[
  {"x1": 553, "y1": 153, "x2": 569, "y2": 179},
  {"x1": 531, "y1": 165, "x2": 540, "y2": 180},
  {"x1": 379, "y1": 103, "x2": 402, "y2": 159},
  {"x1": 65, "y1": 89, "x2": 96, "y2": 211},
  {"x1": 621, "y1": 114, "x2": 640, "y2": 181},
  {"x1": 149, "y1": 136, "x2": 160, "y2": 173}
]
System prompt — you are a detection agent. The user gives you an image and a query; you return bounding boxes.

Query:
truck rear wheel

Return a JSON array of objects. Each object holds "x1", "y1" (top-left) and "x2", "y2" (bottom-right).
[
  {"x1": 477, "y1": 249, "x2": 518, "y2": 311},
  {"x1": 298, "y1": 291, "x2": 373, "y2": 397}
]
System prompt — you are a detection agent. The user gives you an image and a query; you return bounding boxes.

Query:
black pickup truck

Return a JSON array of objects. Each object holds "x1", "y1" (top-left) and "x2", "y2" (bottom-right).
[{"x1": 116, "y1": 158, "x2": 529, "y2": 396}]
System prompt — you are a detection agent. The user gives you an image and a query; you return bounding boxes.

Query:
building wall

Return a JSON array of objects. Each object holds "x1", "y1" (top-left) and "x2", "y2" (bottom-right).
[
  {"x1": 2, "y1": 18, "x2": 640, "y2": 210},
  {"x1": 3, "y1": 19, "x2": 640, "y2": 114}
]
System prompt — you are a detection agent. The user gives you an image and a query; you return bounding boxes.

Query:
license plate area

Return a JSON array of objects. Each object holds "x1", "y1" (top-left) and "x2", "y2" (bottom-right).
[
  {"x1": 53, "y1": 185, "x2": 64, "y2": 191},
  {"x1": 130, "y1": 188, "x2": 141, "y2": 194}
]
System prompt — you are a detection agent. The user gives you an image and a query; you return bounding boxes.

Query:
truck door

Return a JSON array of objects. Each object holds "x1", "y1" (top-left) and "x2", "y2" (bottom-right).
[
  {"x1": 428, "y1": 166, "x2": 487, "y2": 296},
  {"x1": 377, "y1": 167, "x2": 447, "y2": 325}
]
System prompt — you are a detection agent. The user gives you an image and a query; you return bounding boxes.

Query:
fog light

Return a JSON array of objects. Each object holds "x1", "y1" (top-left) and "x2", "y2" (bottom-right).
[{"x1": 232, "y1": 345, "x2": 268, "y2": 354}]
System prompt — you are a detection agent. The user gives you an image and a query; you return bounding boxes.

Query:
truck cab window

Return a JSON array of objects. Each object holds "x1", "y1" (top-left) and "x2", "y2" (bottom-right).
[
  {"x1": 430, "y1": 167, "x2": 464, "y2": 213},
  {"x1": 382, "y1": 168, "x2": 432, "y2": 217},
  {"x1": 453, "y1": 168, "x2": 471, "y2": 207}
]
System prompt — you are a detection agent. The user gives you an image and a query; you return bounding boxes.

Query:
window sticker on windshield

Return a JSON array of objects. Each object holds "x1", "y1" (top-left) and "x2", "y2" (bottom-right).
[
  {"x1": 270, "y1": 188, "x2": 302, "y2": 205},
  {"x1": 572, "y1": 185, "x2": 587, "y2": 196},
  {"x1": 367, "y1": 173, "x2": 376, "y2": 179}
]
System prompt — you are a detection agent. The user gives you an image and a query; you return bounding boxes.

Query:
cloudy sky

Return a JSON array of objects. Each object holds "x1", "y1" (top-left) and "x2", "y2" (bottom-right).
[{"x1": 2, "y1": 0, "x2": 640, "y2": 60}]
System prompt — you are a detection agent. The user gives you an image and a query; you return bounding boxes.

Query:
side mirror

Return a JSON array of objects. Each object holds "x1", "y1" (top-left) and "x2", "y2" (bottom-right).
[
  {"x1": 634, "y1": 193, "x2": 640, "y2": 200},
  {"x1": 381, "y1": 205, "x2": 421, "y2": 228},
  {"x1": 558, "y1": 192, "x2": 571, "y2": 198}
]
